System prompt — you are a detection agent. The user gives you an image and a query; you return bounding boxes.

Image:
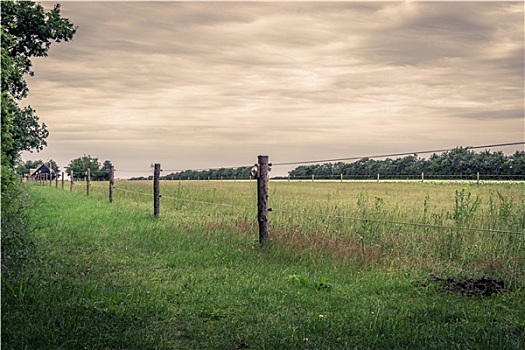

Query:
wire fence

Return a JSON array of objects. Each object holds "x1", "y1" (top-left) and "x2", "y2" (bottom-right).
[
  {"x1": 23, "y1": 142, "x2": 525, "y2": 288},
  {"x1": 26, "y1": 141, "x2": 525, "y2": 239},
  {"x1": 31, "y1": 169, "x2": 525, "y2": 237}
]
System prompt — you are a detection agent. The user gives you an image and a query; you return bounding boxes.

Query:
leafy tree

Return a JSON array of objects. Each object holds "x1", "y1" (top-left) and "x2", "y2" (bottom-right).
[
  {"x1": 65, "y1": 156, "x2": 113, "y2": 181},
  {"x1": 97, "y1": 160, "x2": 114, "y2": 181},
  {"x1": 1, "y1": 1, "x2": 76, "y2": 168},
  {"x1": 509, "y1": 151, "x2": 525, "y2": 176},
  {"x1": 66, "y1": 155, "x2": 101, "y2": 181},
  {"x1": 1, "y1": 1, "x2": 76, "y2": 270}
]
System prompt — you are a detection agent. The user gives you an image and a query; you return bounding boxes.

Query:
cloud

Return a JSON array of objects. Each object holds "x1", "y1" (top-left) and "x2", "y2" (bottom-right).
[{"x1": 23, "y1": 2, "x2": 524, "y2": 176}]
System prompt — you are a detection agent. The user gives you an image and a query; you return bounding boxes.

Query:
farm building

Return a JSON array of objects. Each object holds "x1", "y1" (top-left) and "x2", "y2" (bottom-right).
[{"x1": 29, "y1": 164, "x2": 57, "y2": 181}]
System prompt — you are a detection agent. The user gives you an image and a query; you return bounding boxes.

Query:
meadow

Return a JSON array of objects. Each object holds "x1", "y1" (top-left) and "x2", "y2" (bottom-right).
[{"x1": 2, "y1": 180, "x2": 524, "y2": 349}]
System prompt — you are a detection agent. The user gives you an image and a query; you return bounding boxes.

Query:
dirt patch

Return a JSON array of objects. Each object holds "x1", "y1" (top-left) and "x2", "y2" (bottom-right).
[{"x1": 427, "y1": 274, "x2": 507, "y2": 296}]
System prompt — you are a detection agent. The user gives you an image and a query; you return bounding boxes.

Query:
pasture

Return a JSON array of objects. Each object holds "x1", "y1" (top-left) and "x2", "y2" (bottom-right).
[{"x1": 2, "y1": 180, "x2": 524, "y2": 349}]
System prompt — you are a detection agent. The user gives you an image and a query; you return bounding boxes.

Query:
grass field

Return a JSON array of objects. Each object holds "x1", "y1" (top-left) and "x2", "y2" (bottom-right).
[{"x1": 2, "y1": 180, "x2": 524, "y2": 349}]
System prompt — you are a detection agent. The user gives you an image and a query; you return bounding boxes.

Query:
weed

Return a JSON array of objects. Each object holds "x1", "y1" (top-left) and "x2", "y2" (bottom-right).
[{"x1": 452, "y1": 188, "x2": 481, "y2": 226}]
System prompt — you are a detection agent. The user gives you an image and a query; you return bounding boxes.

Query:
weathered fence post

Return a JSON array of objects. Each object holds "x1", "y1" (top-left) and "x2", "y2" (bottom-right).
[
  {"x1": 61, "y1": 172, "x2": 64, "y2": 189},
  {"x1": 340, "y1": 173, "x2": 343, "y2": 182},
  {"x1": 86, "y1": 168, "x2": 91, "y2": 195},
  {"x1": 153, "y1": 163, "x2": 161, "y2": 217},
  {"x1": 476, "y1": 172, "x2": 480, "y2": 186},
  {"x1": 312, "y1": 174, "x2": 314, "y2": 182},
  {"x1": 377, "y1": 173, "x2": 380, "y2": 183},
  {"x1": 421, "y1": 172, "x2": 424, "y2": 183},
  {"x1": 49, "y1": 173, "x2": 52, "y2": 186},
  {"x1": 109, "y1": 166, "x2": 114, "y2": 203},
  {"x1": 70, "y1": 171, "x2": 74, "y2": 191},
  {"x1": 257, "y1": 155, "x2": 269, "y2": 245}
]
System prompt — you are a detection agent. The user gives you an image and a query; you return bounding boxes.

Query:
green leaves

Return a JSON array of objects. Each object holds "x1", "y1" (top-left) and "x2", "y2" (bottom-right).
[
  {"x1": 66, "y1": 155, "x2": 113, "y2": 181},
  {"x1": 1, "y1": 1, "x2": 76, "y2": 97},
  {"x1": 287, "y1": 274, "x2": 332, "y2": 291},
  {"x1": 1, "y1": 0, "x2": 76, "y2": 171}
]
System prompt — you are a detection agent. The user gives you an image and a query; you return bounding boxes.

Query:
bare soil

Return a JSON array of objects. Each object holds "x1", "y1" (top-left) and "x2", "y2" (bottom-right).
[{"x1": 427, "y1": 275, "x2": 507, "y2": 296}]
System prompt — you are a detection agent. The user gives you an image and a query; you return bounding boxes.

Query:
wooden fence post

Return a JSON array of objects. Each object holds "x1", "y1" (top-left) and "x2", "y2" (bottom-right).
[
  {"x1": 61, "y1": 172, "x2": 64, "y2": 189},
  {"x1": 86, "y1": 168, "x2": 91, "y2": 195},
  {"x1": 312, "y1": 174, "x2": 314, "y2": 182},
  {"x1": 340, "y1": 173, "x2": 343, "y2": 182},
  {"x1": 421, "y1": 172, "x2": 424, "y2": 183},
  {"x1": 257, "y1": 155, "x2": 269, "y2": 245},
  {"x1": 153, "y1": 163, "x2": 161, "y2": 217},
  {"x1": 377, "y1": 173, "x2": 380, "y2": 182},
  {"x1": 109, "y1": 166, "x2": 114, "y2": 203},
  {"x1": 70, "y1": 171, "x2": 74, "y2": 191},
  {"x1": 49, "y1": 173, "x2": 52, "y2": 186},
  {"x1": 477, "y1": 172, "x2": 480, "y2": 187}
]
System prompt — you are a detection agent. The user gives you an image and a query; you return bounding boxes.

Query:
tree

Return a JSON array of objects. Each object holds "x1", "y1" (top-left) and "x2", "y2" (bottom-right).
[
  {"x1": 97, "y1": 160, "x2": 114, "y2": 181},
  {"x1": 65, "y1": 156, "x2": 113, "y2": 181},
  {"x1": 1, "y1": 1, "x2": 76, "y2": 169},
  {"x1": 66, "y1": 155, "x2": 100, "y2": 181},
  {"x1": 509, "y1": 151, "x2": 525, "y2": 176},
  {"x1": 1, "y1": 1, "x2": 76, "y2": 270}
]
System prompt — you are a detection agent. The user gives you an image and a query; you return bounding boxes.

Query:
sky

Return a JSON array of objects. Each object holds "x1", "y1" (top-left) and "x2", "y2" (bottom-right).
[{"x1": 23, "y1": 1, "x2": 525, "y2": 178}]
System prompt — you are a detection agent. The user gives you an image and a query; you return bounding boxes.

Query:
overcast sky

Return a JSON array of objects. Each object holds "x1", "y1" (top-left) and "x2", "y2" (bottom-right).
[{"x1": 23, "y1": 1, "x2": 524, "y2": 177}]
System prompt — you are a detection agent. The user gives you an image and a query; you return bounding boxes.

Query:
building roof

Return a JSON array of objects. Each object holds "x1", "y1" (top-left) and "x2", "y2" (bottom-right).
[{"x1": 30, "y1": 164, "x2": 53, "y2": 177}]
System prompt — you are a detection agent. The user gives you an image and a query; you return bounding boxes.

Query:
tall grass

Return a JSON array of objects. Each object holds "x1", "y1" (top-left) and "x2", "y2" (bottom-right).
[{"x1": 66, "y1": 180, "x2": 524, "y2": 285}]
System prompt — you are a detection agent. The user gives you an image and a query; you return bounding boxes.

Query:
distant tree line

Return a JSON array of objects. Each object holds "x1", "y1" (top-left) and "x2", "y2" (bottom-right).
[
  {"x1": 131, "y1": 166, "x2": 253, "y2": 181},
  {"x1": 130, "y1": 147, "x2": 524, "y2": 181},
  {"x1": 286, "y1": 148, "x2": 525, "y2": 180}
]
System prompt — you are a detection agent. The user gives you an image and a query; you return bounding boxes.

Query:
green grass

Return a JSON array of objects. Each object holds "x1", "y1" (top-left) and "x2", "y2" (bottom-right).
[{"x1": 2, "y1": 182, "x2": 525, "y2": 349}]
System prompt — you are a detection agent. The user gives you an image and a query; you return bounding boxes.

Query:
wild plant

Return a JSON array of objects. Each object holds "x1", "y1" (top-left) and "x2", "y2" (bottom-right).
[
  {"x1": 452, "y1": 188, "x2": 481, "y2": 227},
  {"x1": 355, "y1": 194, "x2": 387, "y2": 262}
]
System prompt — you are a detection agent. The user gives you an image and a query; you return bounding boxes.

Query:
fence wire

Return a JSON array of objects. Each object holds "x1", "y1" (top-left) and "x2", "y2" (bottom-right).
[
  {"x1": 109, "y1": 182, "x2": 524, "y2": 236},
  {"x1": 30, "y1": 139, "x2": 524, "y2": 236},
  {"x1": 270, "y1": 205, "x2": 525, "y2": 236}
]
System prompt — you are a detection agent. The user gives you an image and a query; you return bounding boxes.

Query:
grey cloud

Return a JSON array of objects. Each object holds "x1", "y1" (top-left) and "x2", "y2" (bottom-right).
[{"x1": 24, "y1": 2, "x2": 523, "y2": 175}]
